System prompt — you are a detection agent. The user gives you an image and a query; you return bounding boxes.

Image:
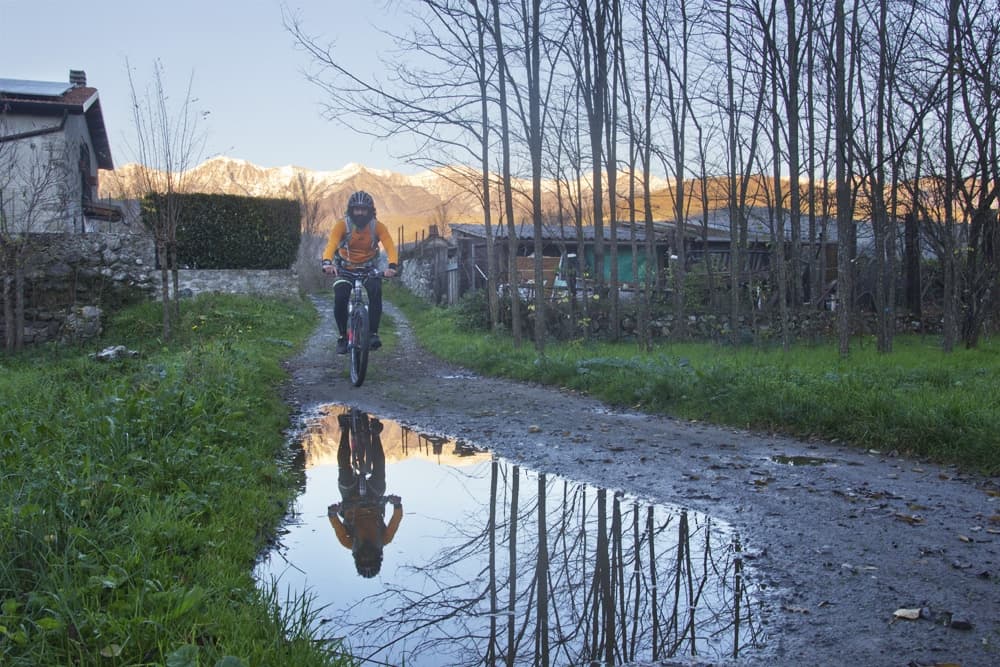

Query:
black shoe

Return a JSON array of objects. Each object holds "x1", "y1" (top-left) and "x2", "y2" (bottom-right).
[
  {"x1": 370, "y1": 333, "x2": 382, "y2": 350},
  {"x1": 336, "y1": 336, "x2": 348, "y2": 354}
]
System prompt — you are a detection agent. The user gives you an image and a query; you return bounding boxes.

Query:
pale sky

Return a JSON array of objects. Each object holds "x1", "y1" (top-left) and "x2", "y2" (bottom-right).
[{"x1": 0, "y1": 0, "x2": 422, "y2": 173}]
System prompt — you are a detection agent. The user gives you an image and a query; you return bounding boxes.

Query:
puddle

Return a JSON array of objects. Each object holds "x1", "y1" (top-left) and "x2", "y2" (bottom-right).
[
  {"x1": 769, "y1": 455, "x2": 835, "y2": 466},
  {"x1": 256, "y1": 405, "x2": 766, "y2": 666}
]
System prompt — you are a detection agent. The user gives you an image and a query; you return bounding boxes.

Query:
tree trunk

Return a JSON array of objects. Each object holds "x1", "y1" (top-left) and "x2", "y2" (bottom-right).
[
  {"x1": 785, "y1": 0, "x2": 803, "y2": 309},
  {"x1": 726, "y1": 0, "x2": 741, "y2": 343},
  {"x1": 491, "y1": 0, "x2": 522, "y2": 346},
  {"x1": 941, "y1": 0, "x2": 960, "y2": 352},
  {"x1": 528, "y1": 0, "x2": 546, "y2": 353},
  {"x1": 770, "y1": 34, "x2": 790, "y2": 352},
  {"x1": 835, "y1": 0, "x2": 853, "y2": 357},
  {"x1": 2, "y1": 246, "x2": 12, "y2": 351},
  {"x1": 473, "y1": 1, "x2": 500, "y2": 332},
  {"x1": 903, "y1": 211, "x2": 922, "y2": 317},
  {"x1": 159, "y1": 242, "x2": 172, "y2": 341},
  {"x1": 13, "y1": 245, "x2": 25, "y2": 351},
  {"x1": 606, "y1": 0, "x2": 623, "y2": 343}
]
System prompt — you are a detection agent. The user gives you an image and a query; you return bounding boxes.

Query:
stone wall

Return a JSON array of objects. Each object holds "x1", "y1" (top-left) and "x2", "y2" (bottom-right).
[
  {"x1": 2, "y1": 232, "x2": 302, "y2": 347},
  {"x1": 169, "y1": 269, "x2": 301, "y2": 301},
  {"x1": 3, "y1": 232, "x2": 158, "y2": 344},
  {"x1": 400, "y1": 257, "x2": 434, "y2": 300}
]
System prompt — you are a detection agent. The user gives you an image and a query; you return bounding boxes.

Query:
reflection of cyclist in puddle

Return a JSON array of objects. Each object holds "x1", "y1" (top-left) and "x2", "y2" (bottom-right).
[{"x1": 327, "y1": 411, "x2": 403, "y2": 578}]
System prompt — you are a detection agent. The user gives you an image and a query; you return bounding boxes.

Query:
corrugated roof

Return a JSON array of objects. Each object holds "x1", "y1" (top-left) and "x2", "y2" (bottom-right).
[
  {"x1": 452, "y1": 208, "x2": 840, "y2": 245},
  {"x1": 451, "y1": 221, "x2": 668, "y2": 242}
]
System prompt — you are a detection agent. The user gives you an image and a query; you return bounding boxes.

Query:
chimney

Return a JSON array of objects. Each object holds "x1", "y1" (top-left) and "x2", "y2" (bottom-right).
[
  {"x1": 69, "y1": 70, "x2": 87, "y2": 87},
  {"x1": 428, "y1": 225, "x2": 439, "y2": 238}
]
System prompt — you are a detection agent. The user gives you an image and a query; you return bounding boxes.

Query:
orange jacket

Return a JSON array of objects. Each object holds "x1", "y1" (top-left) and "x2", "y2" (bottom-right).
[
  {"x1": 322, "y1": 219, "x2": 398, "y2": 270},
  {"x1": 328, "y1": 503, "x2": 403, "y2": 550}
]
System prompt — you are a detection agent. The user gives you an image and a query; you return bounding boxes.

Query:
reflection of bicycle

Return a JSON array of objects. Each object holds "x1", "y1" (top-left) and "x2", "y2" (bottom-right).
[
  {"x1": 328, "y1": 410, "x2": 402, "y2": 579},
  {"x1": 345, "y1": 409, "x2": 374, "y2": 495},
  {"x1": 335, "y1": 266, "x2": 383, "y2": 387}
]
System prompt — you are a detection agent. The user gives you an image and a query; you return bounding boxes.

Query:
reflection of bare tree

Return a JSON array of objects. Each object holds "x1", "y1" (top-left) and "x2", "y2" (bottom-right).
[{"x1": 328, "y1": 460, "x2": 764, "y2": 666}]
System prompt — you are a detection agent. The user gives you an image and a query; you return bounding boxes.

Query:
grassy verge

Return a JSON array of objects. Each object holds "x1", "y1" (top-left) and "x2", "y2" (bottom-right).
[
  {"x1": 388, "y1": 285, "x2": 1000, "y2": 475},
  {"x1": 0, "y1": 295, "x2": 349, "y2": 666}
]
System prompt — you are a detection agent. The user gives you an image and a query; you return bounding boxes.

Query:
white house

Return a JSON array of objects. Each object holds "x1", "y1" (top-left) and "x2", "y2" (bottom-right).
[{"x1": 0, "y1": 70, "x2": 120, "y2": 234}]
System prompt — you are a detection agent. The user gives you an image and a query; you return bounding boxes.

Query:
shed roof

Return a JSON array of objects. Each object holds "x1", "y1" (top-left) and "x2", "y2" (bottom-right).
[
  {"x1": 450, "y1": 221, "x2": 669, "y2": 243},
  {"x1": 452, "y1": 207, "x2": 840, "y2": 246}
]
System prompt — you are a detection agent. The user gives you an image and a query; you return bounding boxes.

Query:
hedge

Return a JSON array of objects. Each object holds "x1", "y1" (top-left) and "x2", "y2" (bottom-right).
[{"x1": 143, "y1": 193, "x2": 300, "y2": 269}]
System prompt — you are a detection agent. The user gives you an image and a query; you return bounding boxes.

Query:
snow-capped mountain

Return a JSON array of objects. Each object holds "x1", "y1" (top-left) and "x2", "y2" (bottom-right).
[
  {"x1": 99, "y1": 156, "x2": 681, "y2": 238},
  {"x1": 101, "y1": 157, "x2": 478, "y2": 232}
]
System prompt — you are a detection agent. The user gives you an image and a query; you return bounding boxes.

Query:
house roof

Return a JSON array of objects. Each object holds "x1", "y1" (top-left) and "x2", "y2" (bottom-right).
[
  {"x1": 685, "y1": 206, "x2": 840, "y2": 243},
  {"x1": 0, "y1": 76, "x2": 114, "y2": 169}
]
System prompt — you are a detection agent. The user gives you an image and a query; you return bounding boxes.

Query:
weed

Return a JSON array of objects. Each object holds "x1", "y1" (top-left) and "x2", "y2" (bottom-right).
[{"x1": 0, "y1": 294, "x2": 349, "y2": 666}]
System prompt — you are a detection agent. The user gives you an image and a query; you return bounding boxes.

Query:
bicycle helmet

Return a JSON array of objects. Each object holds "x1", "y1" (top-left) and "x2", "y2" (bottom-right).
[
  {"x1": 354, "y1": 541, "x2": 383, "y2": 578},
  {"x1": 346, "y1": 190, "x2": 376, "y2": 226}
]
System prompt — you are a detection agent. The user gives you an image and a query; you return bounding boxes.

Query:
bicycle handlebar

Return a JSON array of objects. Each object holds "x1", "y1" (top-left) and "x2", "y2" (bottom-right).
[{"x1": 338, "y1": 265, "x2": 386, "y2": 280}]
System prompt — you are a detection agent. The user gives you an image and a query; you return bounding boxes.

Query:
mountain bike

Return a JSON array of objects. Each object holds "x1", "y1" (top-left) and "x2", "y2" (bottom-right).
[
  {"x1": 337, "y1": 266, "x2": 384, "y2": 387},
  {"x1": 345, "y1": 408, "x2": 373, "y2": 495}
]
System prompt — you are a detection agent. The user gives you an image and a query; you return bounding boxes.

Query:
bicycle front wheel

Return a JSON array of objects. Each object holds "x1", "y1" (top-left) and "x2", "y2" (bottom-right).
[{"x1": 349, "y1": 306, "x2": 370, "y2": 386}]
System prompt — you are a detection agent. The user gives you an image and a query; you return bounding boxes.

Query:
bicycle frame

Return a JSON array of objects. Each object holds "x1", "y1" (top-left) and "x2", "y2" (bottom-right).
[
  {"x1": 339, "y1": 266, "x2": 382, "y2": 387},
  {"x1": 348, "y1": 408, "x2": 371, "y2": 496}
]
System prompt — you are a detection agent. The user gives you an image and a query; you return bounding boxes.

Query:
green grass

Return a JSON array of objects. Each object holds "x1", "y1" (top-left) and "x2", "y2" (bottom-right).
[
  {"x1": 387, "y1": 285, "x2": 1000, "y2": 475},
  {"x1": 0, "y1": 294, "x2": 351, "y2": 666}
]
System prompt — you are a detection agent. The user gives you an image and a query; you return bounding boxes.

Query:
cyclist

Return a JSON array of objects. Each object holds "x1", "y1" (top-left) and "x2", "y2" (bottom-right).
[
  {"x1": 327, "y1": 411, "x2": 403, "y2": 578},
  {"x1": 321, "y1": 190, "x2": 398, "y2": 354}
]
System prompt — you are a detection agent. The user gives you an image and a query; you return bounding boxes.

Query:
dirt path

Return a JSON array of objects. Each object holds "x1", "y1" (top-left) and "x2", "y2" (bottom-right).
[{"x1": 282, "y1": 294, "x2": 1000, "y2": 666}]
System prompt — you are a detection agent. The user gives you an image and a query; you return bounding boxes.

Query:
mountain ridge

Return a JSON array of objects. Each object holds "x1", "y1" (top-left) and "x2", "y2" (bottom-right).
[
  {"x1": 99, "y1": 156, "x2": 789, "y2": 243},
  {"x1": 100, "y1": 157, "x2": 480, "y2": 241}
]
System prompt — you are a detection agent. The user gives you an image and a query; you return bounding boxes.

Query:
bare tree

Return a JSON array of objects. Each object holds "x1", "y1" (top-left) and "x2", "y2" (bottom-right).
[
  {"x1": 293, "y1": 171, "x2": 328, "y2": 292},
  {"x1": 784, "y1": 0, "x2": 804, "y2": 310},
  {"x1": 724, "y1": 0, "x2": 743, "y2": 343},
  {"x1": 951, "y1": 0, "x2": 1000, "y2": 348},
  {"x1": 0, "y1": 108, "x2": 16, "y2": 350},
  {"x1": 490, "y1": 0, "x2": 525, "y2": 346},
  {"x1": 471, "y1": 0, "x2": 502, "y2": 332},
  {"x1": 638, "y1": 0, "x2": 662, "y2": 350},
  {"x1": 527, "y1": 0, "x2": 549, "y2": 351},
  {"x1": 285, "y1": 1, "x2": 516, "y2": 334},
  {"x1": 574, "y1": 0, "x2": 610, "y2": 298},
  {"x1": 834, "y1": 0, "x2": 855, "y2": 356},
  {"x1": 0, "y1": 134, "x2": 72, "y2": 351},
  {"x1": 756, "y1": 0, "x2": 791, "y2": 350},
  {"x1": 650, "y1": 0, "x2": 697, "y2": 338},
  {"x1": 124, "y1": 59, "x2": 206, "y2": 341}
]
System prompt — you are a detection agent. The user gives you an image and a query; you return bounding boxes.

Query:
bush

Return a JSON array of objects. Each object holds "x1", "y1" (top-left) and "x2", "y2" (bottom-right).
[
  {"x1": 143, "y1": 193, "x2": 300, "y2": 269},
  {"x1": 452, "y1": 289, "x2": 493, "y2": 332}
]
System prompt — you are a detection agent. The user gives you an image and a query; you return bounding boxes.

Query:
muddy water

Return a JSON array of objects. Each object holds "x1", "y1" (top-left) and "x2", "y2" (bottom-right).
[{"x1": 256, "y1": 405, "x2": 765, "y2": 666}]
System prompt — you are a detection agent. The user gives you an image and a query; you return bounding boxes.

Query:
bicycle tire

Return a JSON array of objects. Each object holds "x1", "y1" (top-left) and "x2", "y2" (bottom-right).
[
  {"x1": 349, "y1": 409, "x2": 370, "y2": 496},
  {"x1": 349, "y1": 306, "x2": 370, "y2": 387}
]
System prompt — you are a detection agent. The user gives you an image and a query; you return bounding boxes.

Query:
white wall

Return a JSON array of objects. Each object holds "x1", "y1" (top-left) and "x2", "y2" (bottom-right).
[{"x1": 0, "y1": 113, "x2": 90, "y2": 234}]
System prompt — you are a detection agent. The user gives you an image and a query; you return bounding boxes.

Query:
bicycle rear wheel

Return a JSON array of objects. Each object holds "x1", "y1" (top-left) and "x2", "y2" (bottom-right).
[
  {"x1": 349, "y1": 306, "x2": 370, "y2": 386},
  {"x1": 349, "y1": 409, "x2": 370, "y2": 495}
]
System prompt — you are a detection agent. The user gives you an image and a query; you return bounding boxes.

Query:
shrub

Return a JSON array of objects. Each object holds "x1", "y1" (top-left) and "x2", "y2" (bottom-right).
[{"x1": 143, "y1": 193, "x2": 300, "y2": 269}]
